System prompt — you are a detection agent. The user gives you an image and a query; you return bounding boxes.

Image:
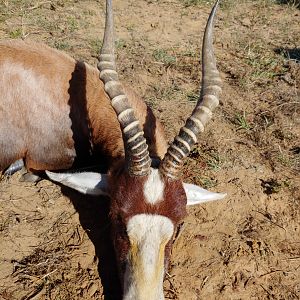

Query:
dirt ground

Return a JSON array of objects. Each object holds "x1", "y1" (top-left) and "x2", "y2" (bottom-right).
[{"x1": 0, "y1": 0, "x2": 299, "y2": 299}]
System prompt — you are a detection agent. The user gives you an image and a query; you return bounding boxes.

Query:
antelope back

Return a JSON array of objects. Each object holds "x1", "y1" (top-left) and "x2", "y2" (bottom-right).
[{"x1": 0, "y1": 40, "x2": 167, "y2": 172}]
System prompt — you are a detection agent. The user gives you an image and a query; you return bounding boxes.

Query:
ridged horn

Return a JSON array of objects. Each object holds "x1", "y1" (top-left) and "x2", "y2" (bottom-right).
[
  {"x1": 98, "y1": 0, "x2": 151, "y2": 176},
  {"x1": 159, "y1": 0, "x2": 222, "y2": 179}
]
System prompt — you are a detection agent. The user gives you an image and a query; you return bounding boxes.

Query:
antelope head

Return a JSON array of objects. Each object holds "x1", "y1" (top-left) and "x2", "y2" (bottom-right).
[{"x1": 46, "y1": 0, "x2": 225, "y2": 299}]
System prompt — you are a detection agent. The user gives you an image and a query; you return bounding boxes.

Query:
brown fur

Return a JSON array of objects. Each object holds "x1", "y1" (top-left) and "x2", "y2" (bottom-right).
[
  {"x1": 109, "y1": 172, "x2": 187, "y2": 223},
  {"x1": 0, "y1": 40, "x2": 167, "y2": 172}
]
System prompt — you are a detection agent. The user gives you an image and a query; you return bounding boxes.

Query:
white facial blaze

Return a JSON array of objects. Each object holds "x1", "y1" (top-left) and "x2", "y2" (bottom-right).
[
  {"x1": 124, "y1": 214, "x2": 174, "y2": 300},
  {"x1": 143, "y1": 168, "x2": 165, "y2": 204}
]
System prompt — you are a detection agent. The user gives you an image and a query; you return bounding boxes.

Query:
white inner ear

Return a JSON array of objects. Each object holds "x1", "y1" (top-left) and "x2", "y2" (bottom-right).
[
  {"x1": 183, "y1": 182, "x2": 226, "y2": 206},
  {"x1": 45, "y1": 171, "x2": 108, "y2": 196}
]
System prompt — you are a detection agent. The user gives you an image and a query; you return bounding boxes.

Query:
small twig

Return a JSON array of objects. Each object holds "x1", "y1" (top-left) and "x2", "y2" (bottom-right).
[
  {"x1": 255, "y1": 210, "x2": 286, "y2": 232},
  {"x1": 38, "y1": 268, "x2": 57, "y2": 281},
  {"x1": 21, "y1": 282, "x2": 44, "y2": 300},
  {"x1": 200, "y1": 276, "x2": 209, "y2": 289},
  {"x1": 271, "y1": 101, "x2": 300, "y2": 110},
  {"x1": 259, "y1": 284, "x2": 273, "y2": 297},
  {"x1": 286, "y1": 256, "x2": 300, "y2": 260},
  {"x1": 259, "y1": 269, "x2": 284, "y2": 278},
  {"x1": 28, "y1": 1, "x2": 51, "y2": 11},
  {"x1": 151, "y1": 61, "x2": 165, "y2": 65}
]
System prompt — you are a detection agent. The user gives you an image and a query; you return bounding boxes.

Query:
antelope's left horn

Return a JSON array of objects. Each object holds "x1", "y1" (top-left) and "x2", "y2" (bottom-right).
[{"x1": 159, "y1": 0, "x2": 222, "y2": 179}]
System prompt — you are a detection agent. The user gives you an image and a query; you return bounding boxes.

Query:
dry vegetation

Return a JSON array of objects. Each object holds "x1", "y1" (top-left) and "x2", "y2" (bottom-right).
[{"x1": 0, "y1": 0, "x2": 299, "y2": 299}]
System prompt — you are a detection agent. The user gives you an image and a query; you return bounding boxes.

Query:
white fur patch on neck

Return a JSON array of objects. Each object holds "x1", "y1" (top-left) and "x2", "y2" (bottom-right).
[
  {"x1": 124, "y1": 214, "x2": 174, "y2": 300},
  {"x1": 143, "y1": 168, "x2": 165, "y2": 204}
]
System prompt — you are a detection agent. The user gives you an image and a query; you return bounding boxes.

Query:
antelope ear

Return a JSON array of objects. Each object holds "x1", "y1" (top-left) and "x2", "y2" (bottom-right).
[
  {"x1": 45, "y1": 171, "x2": 109, "y2": 196},
  {"x1": 183, "y1": 183, "x2": 226, "y2": 206}
]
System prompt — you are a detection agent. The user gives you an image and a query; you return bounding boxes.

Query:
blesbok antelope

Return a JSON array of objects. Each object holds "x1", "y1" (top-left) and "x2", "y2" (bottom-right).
[
  {"x1": 1, "y1": 0, "x2": 225, "y2": 298},
  {"x1": 47, "y1": 0, "x2": 224, "y2": 298}
]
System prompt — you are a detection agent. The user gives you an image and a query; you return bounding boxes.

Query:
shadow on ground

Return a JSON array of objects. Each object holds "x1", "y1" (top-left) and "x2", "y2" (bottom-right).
[
  {"x1": 61, "y1": 187, "x2": 122, "y2": 300},
  {"x1": 276, "y1": 0, "x2": 300, "y2": 8},
  {"x1": 275, "y1": 47, "x2": 300, "y2": 62}
]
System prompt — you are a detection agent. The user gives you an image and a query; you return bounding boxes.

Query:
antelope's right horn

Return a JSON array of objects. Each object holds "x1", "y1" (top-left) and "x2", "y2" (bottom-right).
[{"x1": 98, "y1": 0, "x2": 151, "y2": 177}]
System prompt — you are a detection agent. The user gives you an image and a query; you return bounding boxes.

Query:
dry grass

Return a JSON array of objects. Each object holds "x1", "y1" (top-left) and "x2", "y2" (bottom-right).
[{"x1": 0, "y1": 0, "x2": 299, "y2": 299}]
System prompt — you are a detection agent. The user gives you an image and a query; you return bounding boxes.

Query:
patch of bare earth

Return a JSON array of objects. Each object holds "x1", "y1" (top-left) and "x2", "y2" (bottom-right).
[{"x1": 0, "y1": 0, "x2": 299, "y2": 299}]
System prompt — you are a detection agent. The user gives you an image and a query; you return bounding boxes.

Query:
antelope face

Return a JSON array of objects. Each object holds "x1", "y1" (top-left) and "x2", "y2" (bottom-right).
[
  {"x1": 46, "y1": 166, "x2": 225, "y2": 299},
  {"x1": 109, "y1": 168, "x2": 186, "y2": 299}
]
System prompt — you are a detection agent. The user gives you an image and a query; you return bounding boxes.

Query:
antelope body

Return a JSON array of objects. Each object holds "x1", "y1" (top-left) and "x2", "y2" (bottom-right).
[
  {"x1": 0, "y1": 40, "x2": 166, "y2": 173},
  {"x1": 1, "y1": 0, "x2": 225, "y2": 299}
]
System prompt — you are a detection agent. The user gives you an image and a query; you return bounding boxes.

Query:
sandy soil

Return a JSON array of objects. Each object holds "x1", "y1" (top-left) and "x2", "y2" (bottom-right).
[{"x1": 0, "y1": 0, "x2": 299, "y2": 299}]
